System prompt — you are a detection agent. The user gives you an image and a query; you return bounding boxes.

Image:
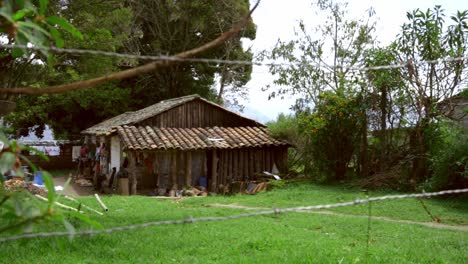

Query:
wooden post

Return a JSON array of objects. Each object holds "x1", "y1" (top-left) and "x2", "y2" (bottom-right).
[
  {"x1": 211, "y1": 150, "x2": 217, "y2": 192},
  {"x1": 186, "y1": 151, "x2": 192, "y2": 187},
  {"x1": 171, "y1": 151, "x2": 177, "y2": 190}
]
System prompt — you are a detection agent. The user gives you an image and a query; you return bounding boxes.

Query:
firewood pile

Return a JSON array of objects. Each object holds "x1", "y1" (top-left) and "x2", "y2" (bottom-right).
[
  {"x1": 153, "y1": 180, "x2": 270, "y2": 198},
  {"x1": 3, "y1": 178, "x2": 47, "y2": 196}
]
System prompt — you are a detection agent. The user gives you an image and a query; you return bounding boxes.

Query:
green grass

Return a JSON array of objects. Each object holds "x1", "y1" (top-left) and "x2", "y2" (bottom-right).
[{"x1": 1, "y1": 181, "x2": 467, "y2": 263}]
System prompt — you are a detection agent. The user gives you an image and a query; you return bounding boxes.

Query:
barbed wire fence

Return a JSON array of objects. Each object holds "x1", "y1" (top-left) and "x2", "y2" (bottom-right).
[
  {"x1": 0, "y1": 188, "x2": 466, "y2": 243},
  {"x1": 0, "y1": 44, "x2": 467, "y2": 72}
]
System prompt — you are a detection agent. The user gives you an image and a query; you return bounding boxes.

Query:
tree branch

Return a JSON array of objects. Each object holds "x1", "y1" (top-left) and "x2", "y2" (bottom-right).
[{"x1": 0, "y1": 1, "x2": 260, "y2": 95}]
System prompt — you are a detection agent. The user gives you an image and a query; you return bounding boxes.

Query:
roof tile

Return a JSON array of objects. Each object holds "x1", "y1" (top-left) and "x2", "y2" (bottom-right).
[{"x1": 116, "y1": 126, "x2": 289, "y2": 151}]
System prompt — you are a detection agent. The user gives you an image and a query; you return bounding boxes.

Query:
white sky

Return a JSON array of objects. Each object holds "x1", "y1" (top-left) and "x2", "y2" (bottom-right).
[{"x1": 241, "y1": 0, "x2": 468, "y2": 123}]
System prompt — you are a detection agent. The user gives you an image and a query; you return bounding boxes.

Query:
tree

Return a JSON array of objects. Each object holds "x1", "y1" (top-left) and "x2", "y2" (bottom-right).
[
  {"x1": 394, "y1": 6, "x2": 468, "y2": 183},
  {"x1": 261, "y1": 0, "x2": 375, "y2": 180},
  {"x1": 124, "y1": 0, "x2": 256, "y2": 108},
  {"x1": 6, "y1": 0, "x2": 134, "y2": 138},
  {"x1": 0, "y1": 0, "x2": 82, "y2": 102},
  {"x1": 364, "y1": 45, "x2": 408, "y2": 173},
  {"x1": 4, "y1": 0, "x2": 257, "y2": 138},
  {"x1": 261, "y1": 0, "x2": 374, "y2": 108},
  {"x1": 0, "y1": 0, "x2": 99, "y2": 238}
]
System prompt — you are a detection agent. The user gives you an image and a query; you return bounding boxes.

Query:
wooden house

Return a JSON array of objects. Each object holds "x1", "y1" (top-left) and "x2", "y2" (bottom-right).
[{"x1": 81, "y1": 94, "x2": 289, "y2": 193}]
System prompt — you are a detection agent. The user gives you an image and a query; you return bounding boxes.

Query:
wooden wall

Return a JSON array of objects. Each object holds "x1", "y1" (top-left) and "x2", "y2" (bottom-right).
[
  {"x1": 23, "y1": 144, "x2": 76, "y2": 170},
  {"x1": 138, "y1": 100, "x2": 262, "y2": 128},
  {"x1": 211, "y1": 146, "x2": 288, "y2": 192},
  {"x1": 130, "y1": 146, "x2": 288, "y2": 192}
]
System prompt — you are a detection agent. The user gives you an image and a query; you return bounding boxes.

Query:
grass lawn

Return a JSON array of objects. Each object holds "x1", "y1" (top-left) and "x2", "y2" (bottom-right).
[{"x1": 1, "y1": 181, "x2": 467, "y2": 263}]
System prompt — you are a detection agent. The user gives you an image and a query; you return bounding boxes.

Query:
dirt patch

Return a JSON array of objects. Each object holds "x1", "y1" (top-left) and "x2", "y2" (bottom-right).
[
  {"x1": 205, "y1": 203, "x2": 468, "y2": 231},
  {"x1": 204, "y1": 203, "x2": 269, "y2": 210},
  {"x1": 53, "y1": 176, "x2": 95, "y2": 196}
]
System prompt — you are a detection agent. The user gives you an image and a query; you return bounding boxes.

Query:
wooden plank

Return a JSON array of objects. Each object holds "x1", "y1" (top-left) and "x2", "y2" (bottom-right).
[
  {"x1": 233, "y1": 149, "x2": 238, "y2": 182},
  {"x1": 223, "y1": 151, "x2": 228, "y2": 186},
  {"x1": 226, "y1": 151, "x2": 230, "y2": 184},
  {"x1": 154, "y1": 152, "x2": 160, "y2": 187},
  {"x1": 238, "y1": 150, "x2": 242, "y2": 181},
  {"x1": 171, "y1": 151, "x2": 177, "y2": 190},
  {"x1": 265, "y1": 148, "x2": 271, "y2": 172},
  {"x1": 211, "y1": 150, "x2": 217, "y2": 192},
  {"x1": 249, "y1": 149, "x2": 255, "y2": 180},
  {"x1": 219, "y1": 151, "x2": 225, "y2": 187},
  {"x1": 244, "y1": 150, "x2": 249, "y2": 181},
  {"x1": 255, "y1": 149, "x2": 261, "y2": 175},
  {"x1": 186, "y1": 151, "x2": 192, "y2": 187}
]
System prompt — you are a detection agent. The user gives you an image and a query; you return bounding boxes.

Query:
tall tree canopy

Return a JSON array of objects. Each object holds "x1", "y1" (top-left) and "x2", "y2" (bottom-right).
[{"x1": 5, "y1": 0, "x2": 256, "y2": 138}]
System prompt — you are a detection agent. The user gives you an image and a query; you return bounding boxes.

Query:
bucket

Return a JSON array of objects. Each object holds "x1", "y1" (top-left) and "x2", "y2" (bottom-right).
[
  {"x1": 199, "y1": 177, "x2": 207, "y2": 188},
  {"x1": 118, "y1": 178, "x2": 129, "y2": 195},
  {"x1": 34, "y1": 171, "x2": 43, "y2": 185}
]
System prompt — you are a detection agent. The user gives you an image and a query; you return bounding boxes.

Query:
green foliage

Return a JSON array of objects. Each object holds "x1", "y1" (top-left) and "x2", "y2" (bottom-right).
[
  {"x1": 0, "y1": 0, "x2": 81, "y2": 57},
  {"x1": 267, "y1": 113, "x2": 299, "y2": 141},
  {"x1": 0, "y1": 2, "x2": 97, "y2": 238},
  {"x1": 5, "y1": 1, "x2": 133, "y2": 137},
  {"x1": 424, "y1": 120, "x2": 468, "y2": 191},
  {"x1": 298, "y1": 92, "x2": 365, "y2": 181},
  {"x1": 267, "y1": 113, "x2": 304, "y2": 172},
  {"x1": 127, "y1": 0, "x2": 256, "y2": 108},
  {"x1": 266, "y1": 180, "x2": 286, "y2": 190},
  {"x1": 5, "y1": 0, "x2": 257, "y2": 138},
  {"x1": 261, "y1": 0, "x2": 375, "y2": 108}
]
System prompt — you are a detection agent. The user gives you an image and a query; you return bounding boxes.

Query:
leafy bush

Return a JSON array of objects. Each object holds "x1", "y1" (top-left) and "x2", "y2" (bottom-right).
[
  {"x1": 298, "y1": 92, "x2": 365, "y2": 182},
  {"x1": 424, "y1": 120, "x2": 468, "y2": 191},
  {"x1": 267, "y1": 113, "x2": 304, "y2": 173}
]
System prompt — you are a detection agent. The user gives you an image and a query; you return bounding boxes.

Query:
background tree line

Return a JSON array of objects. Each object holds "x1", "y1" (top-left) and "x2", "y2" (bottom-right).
[
  {"x1": 2, "y1": 0, "x2": 256, "y2": 138},
  {"x1": 266, "y1": 0, "x2": 468, "y2": 191}
]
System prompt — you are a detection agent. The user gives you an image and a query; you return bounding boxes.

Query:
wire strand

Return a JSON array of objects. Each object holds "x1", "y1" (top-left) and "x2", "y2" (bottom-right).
[
  {"x1": 0, "y1": 188, "x2": 466, "y2": 243},
  {"x1": 1, "y1": 44, "x2": 467, "y2": 72}
]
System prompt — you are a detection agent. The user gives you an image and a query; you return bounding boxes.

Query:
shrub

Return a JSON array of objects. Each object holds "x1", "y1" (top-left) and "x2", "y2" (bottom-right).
[
  {"x1": 298, "y1": 92, "x2": 365, "y2": 182},
  {"x1": 267, "y1": 113, "x2": 304, "y2": 174},
  {"x1": 424, "y1": 120, "x2": 468, "y2": 191}
]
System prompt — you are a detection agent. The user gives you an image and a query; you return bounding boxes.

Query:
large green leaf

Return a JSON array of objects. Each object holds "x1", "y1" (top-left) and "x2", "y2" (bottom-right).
[
  {"x1": 47, "y1": 25, "x2": 64, "y2": 48},
  {"x1": 45, "y1": 16, "x2": 83, "y2": 39},
  {"x1": 0, "y1": 153, "x2": 16, "y2": 174},
  {"x1": 17, "y1": 20, "x2": 51, "y2": 37},
  {"x1": 39, "y1": 0, "x2": 48, "y2": 16},
  {"x1": 42, "y1": 171, "x2": 55, "y2": 207},
  {"x1": 12, "y1": 9, "x2": 32, "y2": 21}
]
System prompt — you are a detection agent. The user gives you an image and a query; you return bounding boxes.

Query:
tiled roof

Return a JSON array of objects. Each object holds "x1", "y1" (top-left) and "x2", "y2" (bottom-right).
[
  {"x1": 114, "y1": 126, "x2": 289, "y2": 150},
  {"x1": 81, "y1": 94, "x2": 264, "y2": 135}
]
